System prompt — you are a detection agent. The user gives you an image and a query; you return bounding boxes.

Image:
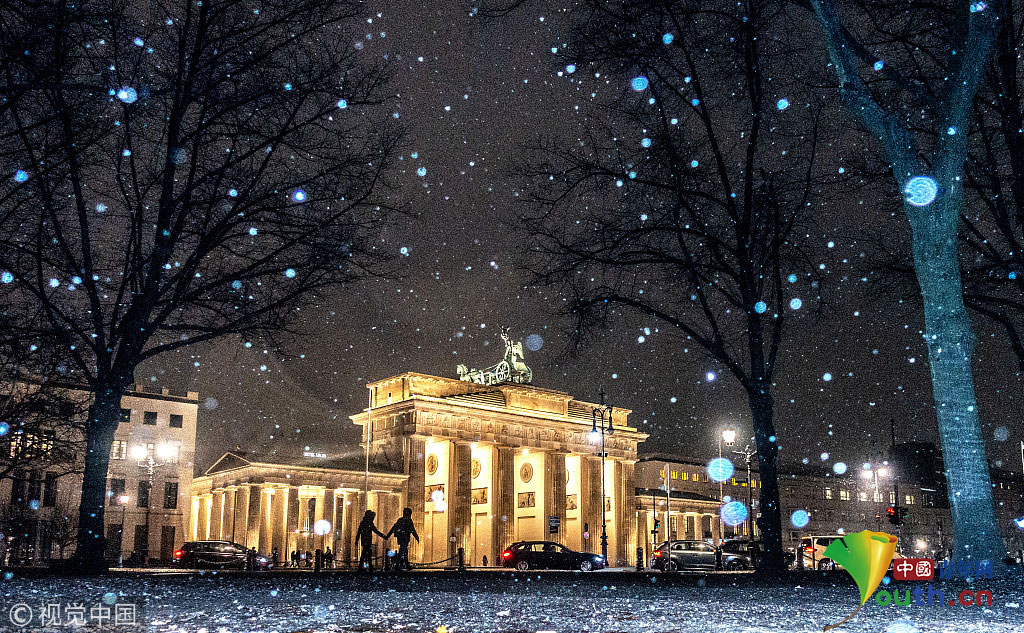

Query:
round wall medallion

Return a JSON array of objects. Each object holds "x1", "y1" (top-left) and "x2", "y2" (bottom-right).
[
  {"x1": 471, "y1": 458, "x2": 482, "y2": 479},
  {"x1": 520, "y1": 462, "x2": 533, "y2": 483},
  {"x1": 426, "y1": 454, "x2": 438, "y2": 476}
]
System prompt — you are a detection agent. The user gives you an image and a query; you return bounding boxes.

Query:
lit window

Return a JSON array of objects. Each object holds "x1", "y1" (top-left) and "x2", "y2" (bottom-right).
[
  {"x1": 111, "y1": 440, "x2": 128, "y2": 460},
  {"x1": 824, "y1": 487, "x2": 833, "y2": 500},
  {"x1": 839, "y1": 489, "x2": 850, "y2": 501},
  {"x1": 904, "y1": 494, "x2": 915, "y2": 505}
]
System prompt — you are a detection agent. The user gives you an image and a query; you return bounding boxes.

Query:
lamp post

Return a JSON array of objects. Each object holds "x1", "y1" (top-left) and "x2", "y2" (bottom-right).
[
  {"x1": 117, "y1": 494, "x2": 130, "y2": 567},
  {"x1": 860, "y1": 463, "x2": 889, "y2": 530},
  {"x1": 720, "y1": 428, "x2": 736, "y2": 541},
  {"x1": 129, "y1": 442, "x2": 175, "y2": 566},
  {"x1": 731, "y1": 443, "x2": 757, "y2": 538},
  {"x1": 589, "y1": 390, "x2": 614, "y2": 564}
]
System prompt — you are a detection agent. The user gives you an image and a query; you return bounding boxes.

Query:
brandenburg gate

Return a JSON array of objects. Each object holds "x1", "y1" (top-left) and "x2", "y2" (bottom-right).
[{"x1": 190, "y1": 330, "x2": 648, "y2": 567}]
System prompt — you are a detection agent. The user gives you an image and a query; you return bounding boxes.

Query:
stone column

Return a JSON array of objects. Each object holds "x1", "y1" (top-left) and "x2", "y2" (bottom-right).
[
  {"x1": 544, "y1": 452, "x2": 568, "y2": 545},
  {"x1": 340, "y1": 492, "x2": 355, "y2": 564},
  {"x1": 223, "y1": 489, "x2": 236, "y2": 541},
  {"x1": 257, "y1": 488, "x2": 272, "y2": 553},
  {"x1": 322, "y1": 490, "x2": 335, "y2": 553},
  {"x1": 348, "y1": 491, "x2": 367, "y2": 565},
  {"x1": 407, "y1": 436, "x2": 426, "y2": 563},
  {"x1": 210, "y1": 491, "x2": 224, "y2": 539},
  {"x1": 580, "y1": 455, "x2": 603, "y2": 554},
  {"x1": 491, "y1": 445, "x2": 515, "y2": 563},
  {"x1": 449, "y1": 441, "x2": 473, "y2": 555},
  {"x1": 282, "y1": 486, "x2": 298, "y2": 556},
  {"x1": 616, "y1": 460, "x2": 637, "y2": 567},
  {"x1": 245, "y1": 485, "x2": 261, "y2": 548}
]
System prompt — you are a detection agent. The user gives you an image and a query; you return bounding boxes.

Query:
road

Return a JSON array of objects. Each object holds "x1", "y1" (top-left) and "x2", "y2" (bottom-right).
[{"x1": 1, "y1": 569, "x2": 1018, "y2": 632}]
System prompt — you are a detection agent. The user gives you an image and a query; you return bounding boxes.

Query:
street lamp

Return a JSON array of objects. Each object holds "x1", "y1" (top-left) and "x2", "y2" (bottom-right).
[
  {"x1": 590, "y1": 390, "x2": 614, "y2": 564},
  {"x1": 860, "y1": 462, "x2": 889, "y2": 530},
  {"x1": 718, "y1": 428, "x2": 736, "y2": 540},
  {"x1": 117, "y1": 494, "x2": 130, "y2": 567},
  {"x1": 731, "y1": 444, "x2": 757, "y2": 538},
  {"x1": 130, "y1": 442, "x2": 176, "y2": 566}
]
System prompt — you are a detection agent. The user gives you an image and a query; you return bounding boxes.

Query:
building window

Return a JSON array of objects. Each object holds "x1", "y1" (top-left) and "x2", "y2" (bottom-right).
[
  {"x1": 137, "y1": 481, "x2": 151, "y2": 508},
  {"x1": 109, "y1": 478, "x2": 125, "y2": 505},
  {"x1": 873, "y1": 490, "x2": 884, "y2": 503},
  {"x1": 120, "y1": 408, "x2": 131, "y2": 424},
  {"x1": 839, "y1": 489, "x2": 850, "y2": 501},
  {"x1": 164, "y1": 482, "x2": 178, "y2": 509},
  {"x1": 111, "y1": 440, "x2": 128, "y2": 460},
  {"x1": 904, "y1": 494, "x2": 915, "y2": 505},
  {"x1": 169, "y1": 414, "x2": 183, "y2": 428},
  {"x1": 889, "y1": 491, "x2": 896, "y2": 505},
  {"x1": 27, "y1": 472, "x2": 42, "y2": 503},
  {"x1": 858, "y1": 491, "x2": 868, "y2": 502},
  {"x1": 43, "y1": 472, "x2": 58, "y2": 507},
  {"x1": 824, "y1": 487, "x2": 833, "y2": 500},
  {"x1": 143, "y1": 411, "x2": 157, "y2": 426}
]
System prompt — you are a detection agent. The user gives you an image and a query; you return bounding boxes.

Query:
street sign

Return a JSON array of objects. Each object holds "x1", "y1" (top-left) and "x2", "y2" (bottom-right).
[{"x1": 548, "y1": 515, "x2": 560, "y2": 533}]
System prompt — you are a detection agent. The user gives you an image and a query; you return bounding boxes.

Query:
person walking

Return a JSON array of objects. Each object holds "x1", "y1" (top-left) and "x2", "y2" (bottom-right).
[
  {"x1": 385, "y1": 507, "x2": 420, "y2": 571},
  {"x1": 305, "y1": 550, "x2": 313, "y2": 569},
  {"x1": 355, "y1": 510, "x2": 385, "y2": 571},
  {"x1": 271, "y1": 547, "x2": 279, "y2": 567},
  {"x1": 325, "y1": 546, "x2": 334, "y2": 569}
]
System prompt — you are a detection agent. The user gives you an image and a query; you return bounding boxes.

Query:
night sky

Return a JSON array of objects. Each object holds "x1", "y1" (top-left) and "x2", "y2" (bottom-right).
[{"x1": 141, "y1": 1, "x2": 1021, "y2": 475}]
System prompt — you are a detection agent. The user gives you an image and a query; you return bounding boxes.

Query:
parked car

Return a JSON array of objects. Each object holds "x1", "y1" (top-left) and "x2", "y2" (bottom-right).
[
  {"x1": 798, "y1": 535, "x2": 844, "y2": 570},
  {"x1": 501, "y1": 541, "x2": 606, "y2": 571},
  {"x1": 172, "y1": 540, "x2": 270, "y2": 570},
  {"x1": 651, "y1": 540, "x2": 718, "y2": 572},
  {"x1": 720, "y1": 539, "x2": 760, "y2": 570}
]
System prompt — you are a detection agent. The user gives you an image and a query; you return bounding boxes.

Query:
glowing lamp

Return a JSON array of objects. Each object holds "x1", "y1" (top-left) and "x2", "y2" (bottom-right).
[
  {"x1": 156, "y1": 442, "x2": 176, "y2": 461},
  {"x1": 721, "y1": 428, "x2": 736, "y2": 446},
  {"x1": 129, "y1": 445, "x2": 148, "y2": 460},
  {"x1": 313, "y1": 519, "x2": 331, "y2": 536}
]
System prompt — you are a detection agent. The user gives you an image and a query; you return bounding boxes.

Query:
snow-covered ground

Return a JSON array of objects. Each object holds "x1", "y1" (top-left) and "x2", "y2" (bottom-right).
[{"x1": 1, "y1": 571, "x2": 1019, "y2": 632}]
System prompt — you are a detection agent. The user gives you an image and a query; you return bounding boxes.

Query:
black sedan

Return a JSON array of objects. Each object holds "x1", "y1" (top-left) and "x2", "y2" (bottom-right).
[
  {"x1": 172, "y1": 540, "x2": 271, "y2": 570},
  {"x1": 501, "y1": 541, "x2": 607, "y2": 571},
  {"x1": 720, "y1": 539, "x2": 760, "y2": 570}
]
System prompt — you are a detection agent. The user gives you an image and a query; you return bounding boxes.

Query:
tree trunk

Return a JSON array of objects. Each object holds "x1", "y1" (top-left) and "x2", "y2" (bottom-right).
[
  {"x1": 748, "y1": 390, "x2": 785, "y2": 573},
  {"x1": 70, "y1": 387, "x2": 122, "y2": 572},
  {"x1": 908, "y1": 192, "x2": 1005, "y2": 565}
]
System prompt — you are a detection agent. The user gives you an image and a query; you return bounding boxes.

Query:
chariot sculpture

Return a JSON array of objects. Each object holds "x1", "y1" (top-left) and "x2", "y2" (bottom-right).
[{"x1": 457, "y1": 326, "x2": 533, "y2": 385}]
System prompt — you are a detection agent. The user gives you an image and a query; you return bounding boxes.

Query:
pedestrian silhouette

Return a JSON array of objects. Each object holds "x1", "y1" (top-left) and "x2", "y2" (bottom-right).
[
  {"x1": 305, "y1": 550, "x2": 313, "y2": 568},
  {"x1": 325, "y1": 546, "x2": 334, "y2": 569},
  {"x1": 355, "y1": 510, "x2": 385, "y2": 571},
  {"x1": 386, "y1": 507, "x2": 420, "y2": 571}
]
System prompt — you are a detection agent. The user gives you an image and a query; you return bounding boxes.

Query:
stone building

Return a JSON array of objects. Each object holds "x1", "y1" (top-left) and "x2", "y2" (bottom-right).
[
  {"x1": 192, "y1": 368, "x2": 649, "y2": 567},
  {"x1": 635, "y1": 453, "x2": 1023, "y2": 561},
  {"x1": 0, "y1": 385, "x2": 198, "y2": 565}
]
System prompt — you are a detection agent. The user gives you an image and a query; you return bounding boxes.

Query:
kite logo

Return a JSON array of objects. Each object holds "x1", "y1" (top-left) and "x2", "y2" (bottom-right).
[{"x1": 821, "y1": 530, "x2": 898, "y2": 632}]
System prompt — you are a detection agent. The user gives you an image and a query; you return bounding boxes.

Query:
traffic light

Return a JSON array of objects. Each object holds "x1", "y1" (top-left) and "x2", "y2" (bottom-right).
[
  {"x1": 886, "y1": 506, "x2": 904, "y2": 526},
  {"x1": 653, "y1": 518, "x2": 662, "y2": 531}
]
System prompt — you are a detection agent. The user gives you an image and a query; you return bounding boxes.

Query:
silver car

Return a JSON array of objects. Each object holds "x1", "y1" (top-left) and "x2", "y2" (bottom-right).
[{"x1": 651, "y1": 540, "x2": 718, "y2": 571}]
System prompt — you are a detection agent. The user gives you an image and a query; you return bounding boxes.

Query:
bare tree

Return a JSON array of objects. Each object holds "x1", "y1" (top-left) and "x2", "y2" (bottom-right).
[
  {"x1": 519, "y1": 0, "x2": 832, "y2": 573},
  {"x1": 809, "y1": 0, "x2": 1005, "y2": 564},
  {"x1": 0, "y1": 0, "x2": 403, "y2": 571},
  {"x1": 0, "y1": 325, "x2": 87, "y2": 483}
]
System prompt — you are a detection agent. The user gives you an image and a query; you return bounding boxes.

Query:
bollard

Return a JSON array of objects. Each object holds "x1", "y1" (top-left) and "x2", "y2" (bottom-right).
[
  {"x1": 457, "y1": 547, "x2": 466, "y2": 572},
  {"x1": 636, "y1": 547, "x2": 644, "y2": 572},
  {"x1": 314, "y1": 549, "x2": 322, "y2": 573}
]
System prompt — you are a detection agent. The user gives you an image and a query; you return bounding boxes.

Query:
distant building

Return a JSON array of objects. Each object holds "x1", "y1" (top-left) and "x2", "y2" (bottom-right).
[
  {"x1": 636, "y1": 445, "x2": 1023, "y2": 563},
  {"x1": 0, "y1": 385, "x2": 198, "y2": 565}
]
